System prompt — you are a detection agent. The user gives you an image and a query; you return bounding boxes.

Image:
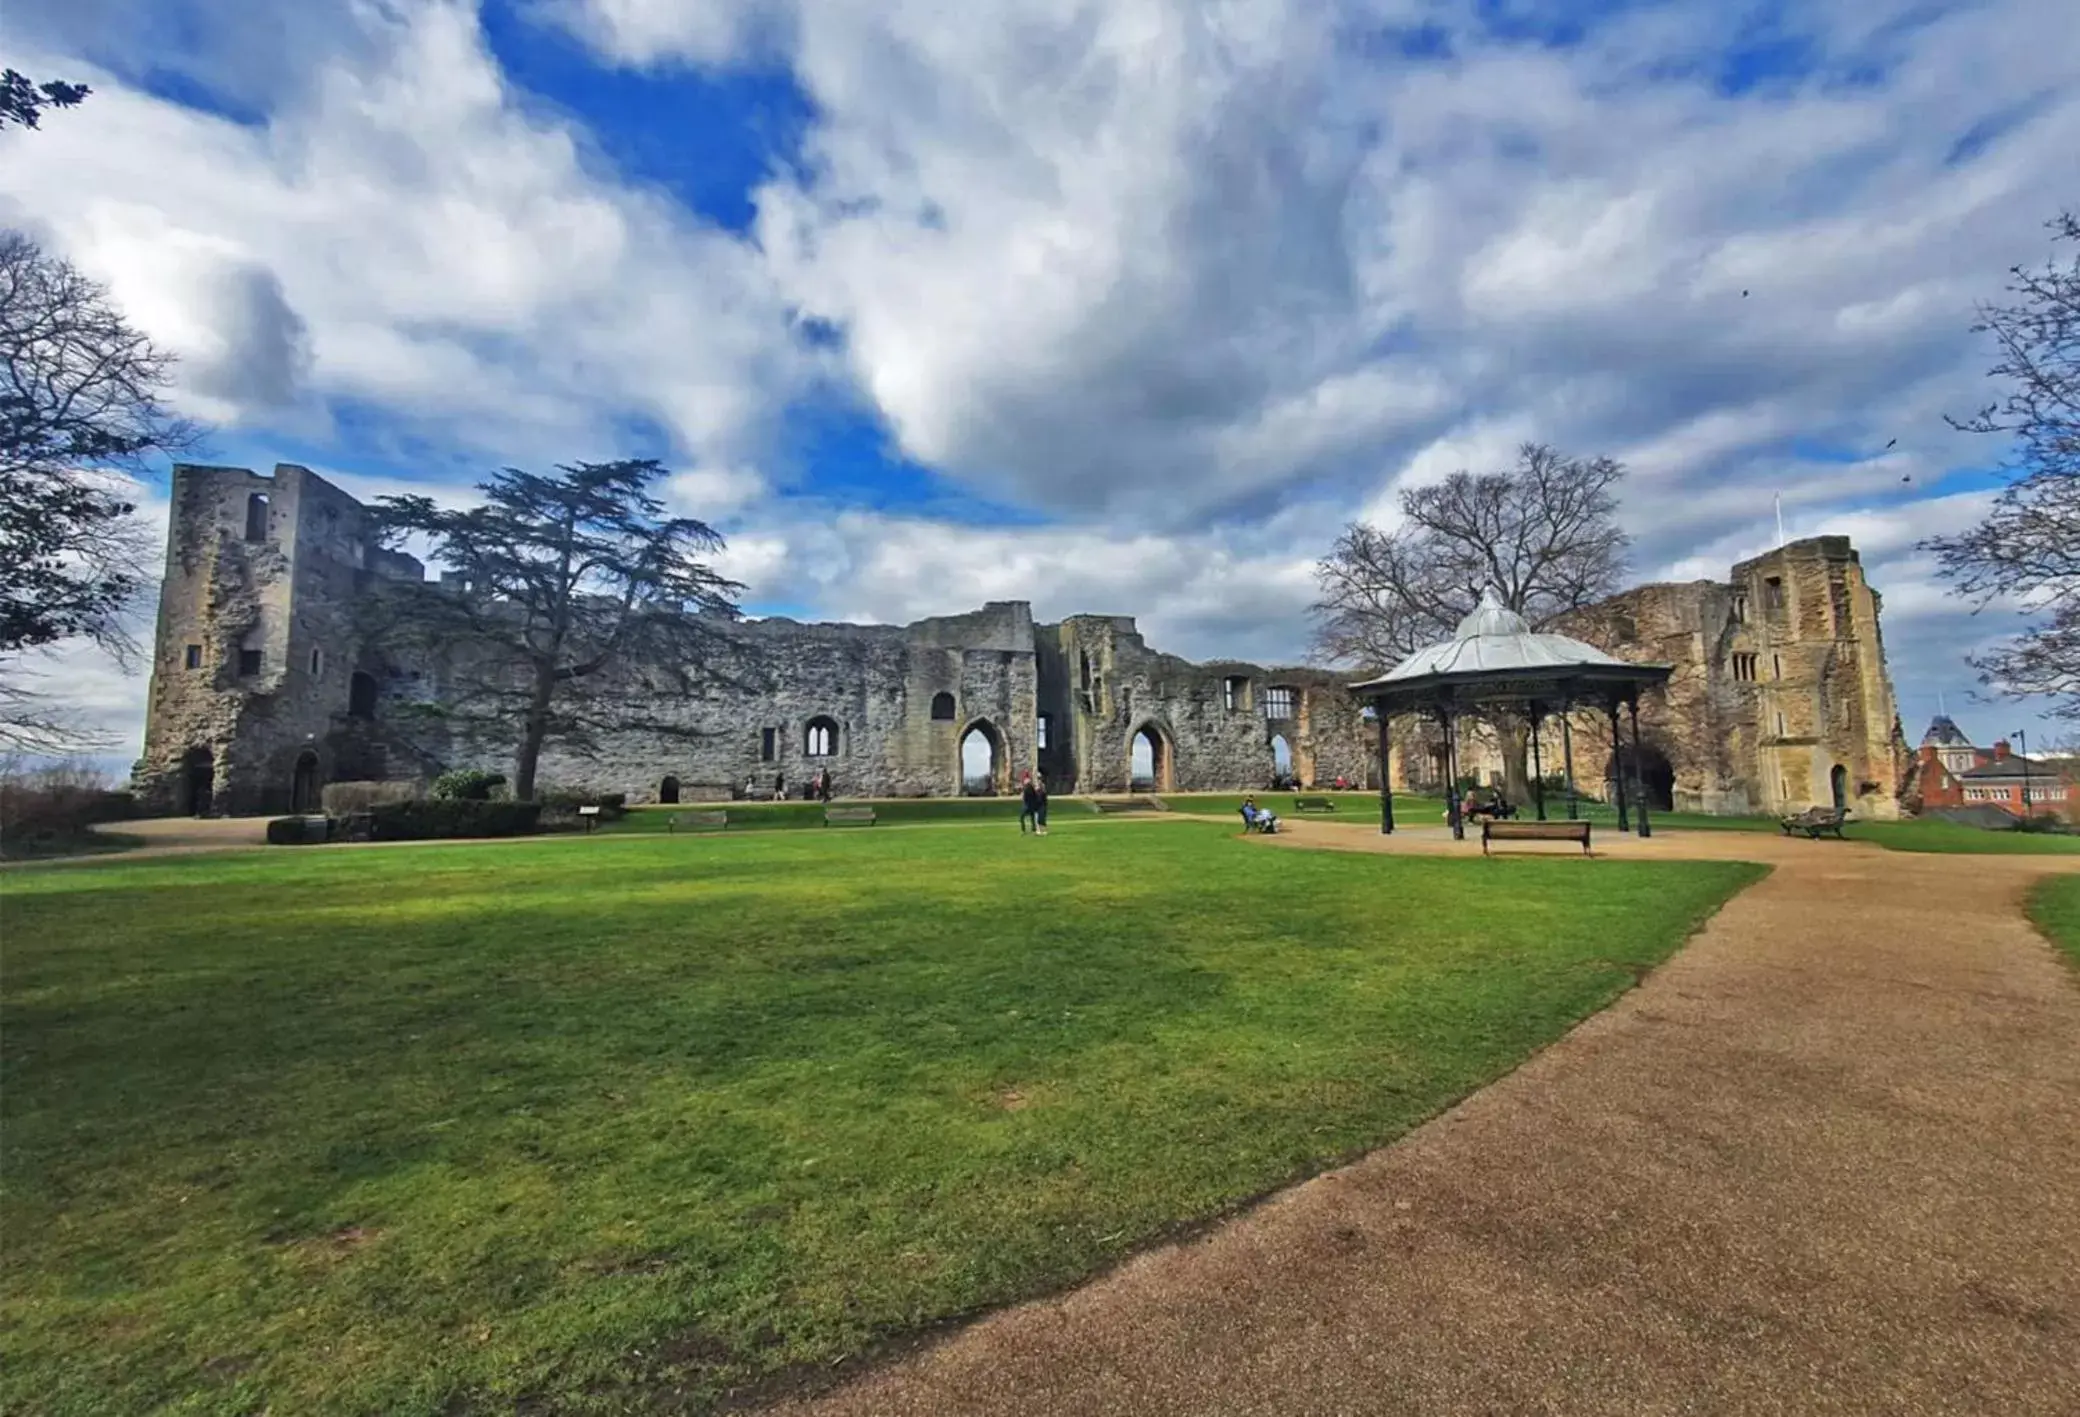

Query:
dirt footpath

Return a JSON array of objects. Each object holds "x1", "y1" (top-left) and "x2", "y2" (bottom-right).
[{"x1": 764, "y1": 826, "x2": 2080, "y2": 1416}]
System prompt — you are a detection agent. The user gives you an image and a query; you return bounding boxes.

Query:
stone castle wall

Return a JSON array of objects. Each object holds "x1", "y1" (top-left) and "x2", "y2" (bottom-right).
[
  {"x1": 1413, "y1": 536, "x2": 1906, "y2": 820},
  {"x1": 137, "y1": 463, "x2": 1376, "y2": 813}
]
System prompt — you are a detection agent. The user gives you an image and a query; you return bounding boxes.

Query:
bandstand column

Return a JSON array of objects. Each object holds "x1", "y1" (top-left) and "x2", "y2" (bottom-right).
[
  {"x1": 1628, "y1": 696, "x2": 1653, "y2": 839},
  {"x1": 1442, "y1": 704, "x2": 1464, "y2": 841},
  {"x1": 1529, "y1": 704, "x2": 1547, "y2": 821},
  {"x1": 1376, "y1": 705, "x2": 1395, "y2": 835},
  {"x1": 1561, "y1": 697, "x2": 1578, "y2": 821},
  {"x1": 1608, "y1": 699, "x2": 1630, "y2": 832}
]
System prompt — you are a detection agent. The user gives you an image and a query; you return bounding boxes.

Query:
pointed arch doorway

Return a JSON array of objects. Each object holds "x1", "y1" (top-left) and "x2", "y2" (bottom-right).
[{"x1": 1129, "y1": 722, "x2": 1173, "y2": 793}]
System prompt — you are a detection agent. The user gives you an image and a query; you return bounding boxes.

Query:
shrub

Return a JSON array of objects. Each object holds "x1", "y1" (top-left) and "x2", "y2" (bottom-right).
[
  {"x1": 321, "y1": 780, "x2": 420, "y2": 817},
  {"x1": 367, "y1": 799, "x2": 543, "y2": 841},
  {"x1": 431, "y1": 768, "x2": 508, "y2": 801},
  {"x1": 0, "y1": 761, "x2": 136, "y2": 858},
  {"x1": 266, "y1": 816, "x2": 330, "y2": 845}
]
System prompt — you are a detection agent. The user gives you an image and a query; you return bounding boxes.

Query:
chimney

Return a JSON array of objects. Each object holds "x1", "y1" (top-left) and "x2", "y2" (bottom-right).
[{"x1": 1993, "y1": 738, "x2": 2012, "y2": 760}]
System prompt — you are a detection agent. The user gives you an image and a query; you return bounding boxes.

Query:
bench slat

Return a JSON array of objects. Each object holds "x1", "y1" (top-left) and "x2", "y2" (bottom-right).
[{"x1": 824, "y1": 808, "x2": 877, "y2": 827}]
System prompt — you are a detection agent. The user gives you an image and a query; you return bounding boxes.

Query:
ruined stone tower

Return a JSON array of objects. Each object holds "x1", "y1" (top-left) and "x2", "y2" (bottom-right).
[
  {"x1": 1410, "y1": 535, "x2": 1908, "y2": 820},
  {"x1": 133, "y1": 463, "x2": 428, "y2": 817}
]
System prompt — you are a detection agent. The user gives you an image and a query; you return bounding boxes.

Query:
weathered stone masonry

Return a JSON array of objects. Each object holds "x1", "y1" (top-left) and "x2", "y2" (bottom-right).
[
  {"x1": 136, "y1": 464, "x2": 1376, "y2": 814},
  {"x1": 1393, "y1": 536, "x2": 1908, "y2": 821}
]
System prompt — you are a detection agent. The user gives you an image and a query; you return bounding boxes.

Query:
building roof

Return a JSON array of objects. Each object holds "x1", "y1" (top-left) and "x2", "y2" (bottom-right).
[
  {"x1": 1921, "y1": 715, "x2": 1973, "y2": 748},
  {"x1": 1348, "y1": 589, "x2": 1673, "y2": 707},
  {"x1": 1369, "y1": 591, "x2": 1637, "y2": 681},
  {"x1": 1954, "y1": 754, "x2": 2061, "y2": 782}
]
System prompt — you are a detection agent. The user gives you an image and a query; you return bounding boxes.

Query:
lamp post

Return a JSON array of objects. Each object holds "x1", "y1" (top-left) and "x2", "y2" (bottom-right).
[{"x1": 2018, "y1": 728, "x2": 2031, "y2": 818}]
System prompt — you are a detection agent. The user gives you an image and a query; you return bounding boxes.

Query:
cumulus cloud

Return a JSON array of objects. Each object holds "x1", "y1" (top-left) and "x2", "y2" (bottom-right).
[
  {"x1": 7, "y1": 0, "x2": 2078, "y2": 760},
  {"x1": 0, "y1": 0, "x2": 823, "y2": 466},
  {"x1": 562, "y1": 0, "x2": 2080, "y2": 547}
]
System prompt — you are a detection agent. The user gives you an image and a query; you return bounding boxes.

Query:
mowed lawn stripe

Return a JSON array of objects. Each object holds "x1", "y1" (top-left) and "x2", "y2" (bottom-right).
[{"x1": 3, "y1": 822, "x2": 1763, "y2": 1416}]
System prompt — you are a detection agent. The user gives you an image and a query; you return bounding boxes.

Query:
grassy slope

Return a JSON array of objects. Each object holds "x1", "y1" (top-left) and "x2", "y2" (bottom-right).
[
  {"x1": 3, "y1": 823, "x2": 1760, "y2": 1417},
  {"x1": 2027, "y1": 874, "x2": 2080, "y2": 967}
]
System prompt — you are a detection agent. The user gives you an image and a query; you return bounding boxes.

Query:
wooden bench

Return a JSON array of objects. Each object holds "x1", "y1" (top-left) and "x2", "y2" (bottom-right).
[
  {"x1": 1779, "y1": 807, "x2": 1850, "y2": 839},
  {"x1": 1093, "y1": 797, "x2": 1166, "y2": 813},
  {"x1": 1292, "y1": 795, "x2": 1338, "y2": 813},
  {"x1": 668, "y1": 810, "x2": 729, "y2": 833},
  {"x1": 1481, "y1": 819, "x2": 1592, "y2": 856},
  {"x1": 824, "y1": 807, "x2": 877, "y2": 827}
]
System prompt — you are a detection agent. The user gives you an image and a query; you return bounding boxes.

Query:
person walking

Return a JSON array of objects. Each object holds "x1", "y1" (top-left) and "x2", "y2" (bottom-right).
[
  {"x1": 1019, "y1": 771, "x2": 1039, "y2": 834},
  {"x1": 1032, "y1": 772, "x2": 1050, "y2": 836}
]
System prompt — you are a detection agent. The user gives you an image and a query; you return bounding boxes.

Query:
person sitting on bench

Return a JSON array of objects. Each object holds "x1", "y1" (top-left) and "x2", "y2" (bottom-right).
[{"x1": 1240, "y1": 796, "x2": 1279, "y2": 834}]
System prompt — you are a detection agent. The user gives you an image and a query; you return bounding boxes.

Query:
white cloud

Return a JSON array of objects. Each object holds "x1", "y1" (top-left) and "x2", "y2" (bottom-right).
[
  {"x1": 8, "y1": 0, "x2": 2080, "y2": 762},
  {"x1": 0, "y1": 1, "x2": 821, "y2": 468}
]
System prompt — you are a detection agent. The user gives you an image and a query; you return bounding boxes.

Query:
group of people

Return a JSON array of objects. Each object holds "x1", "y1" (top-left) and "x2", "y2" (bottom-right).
[{"x1": 746, "y1": 770, "x2": 836, "y2": 802}]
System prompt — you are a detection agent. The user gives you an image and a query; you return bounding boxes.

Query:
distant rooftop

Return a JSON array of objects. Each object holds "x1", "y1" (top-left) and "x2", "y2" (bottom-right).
[{"x1": 1921, "y1": 715, "x2": 1973, "y2": 748}]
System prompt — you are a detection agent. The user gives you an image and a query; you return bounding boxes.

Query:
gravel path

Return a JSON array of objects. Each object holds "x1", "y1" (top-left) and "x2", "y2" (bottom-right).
[{"x1": 764, "y1": 826, "x2": 2080, "y2": 1416}]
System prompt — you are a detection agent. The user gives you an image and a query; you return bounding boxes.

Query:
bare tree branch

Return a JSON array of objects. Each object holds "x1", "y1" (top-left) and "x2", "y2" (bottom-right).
[
  {"x1": 1, "y1": 230, "x2": 200, "y2": 660},
  {"x1": 1923, "y1": 210, "x2": 2080, "y2": 720},
  {"x1": 1311, "y1": 442, "x2": 1630, "y2": 673}
]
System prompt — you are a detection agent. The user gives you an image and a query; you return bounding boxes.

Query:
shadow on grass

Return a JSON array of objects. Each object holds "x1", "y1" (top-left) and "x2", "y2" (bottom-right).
[{"x1": 4, "y1": 823, "x2": 1764, "y2": 1416}]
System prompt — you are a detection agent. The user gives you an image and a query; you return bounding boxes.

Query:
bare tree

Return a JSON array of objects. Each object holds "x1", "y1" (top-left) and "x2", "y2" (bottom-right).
[
  {"x1": 1, "y1": 232, "x2": 198, "y2": 753},
  {"x1": 1, "y1": 232, "x2": 196, "y2": 659},
  {"x1": 367, "y1": 460, "x2": 748, "y2": 800},
  {"x1": 1313, "y1": 443, "x2": 1629, "y2": 803},
  {"x1": 1313, "y1": 442, "x2": 1630, "y2": 672},
  {"x1": 1922, "y1": 211, "x2": 2080, "y2": 721},
  {"x1": 0, "y1": 69, "x2": 90, "y2": 131}
]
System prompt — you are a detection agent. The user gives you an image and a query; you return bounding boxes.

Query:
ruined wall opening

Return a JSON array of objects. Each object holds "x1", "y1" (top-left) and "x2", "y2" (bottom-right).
[
  {"x1": 1608, "y1": 744, "x2": 1676, "y2": 812},
  {"x1": 291, "y1": 750, "x2": 322, "y2": 813},
  {"x1": 348, "y1": 671, "x2": 378, "y2": 720},
  {"x1": 183, "y1": 747, "x2": 215, "y2": 817},
  {"x1": 960, "y1": 721, "x2": 1004, "y2": 795},
  {"x1": 244, "y1": 493, "x2": 269, "y2": 542},
  {"x1": 804, "y1": 717, "x2": 838, "y2": 757},
  {"x1": 1129, "y1": 723, "x2": 1172, "y2": 793},
  {"x1": 1830, "y1": 763, "x2": 1848, "y2": 812},
  {"x1": 1270, "y1": 733, "x2": 1294, "y2": 786},
  {"x1": 1262, "y1": 685, "x2": 1296, "y2": 720},
  {"x1": 659, "y1": 775, "x2": 681, "y2": 804},
  {"x1": 930, "y1": 691, "x2": 956, "y2": 721}
]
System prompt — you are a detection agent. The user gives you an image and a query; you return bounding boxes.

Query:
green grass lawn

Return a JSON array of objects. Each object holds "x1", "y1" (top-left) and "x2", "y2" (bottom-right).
[
  {"x1": 2027, "y1": 874, "x2": 2080, "y2": 967},
  {"x1": 2, "y1": 823, "x2": 1764, "y2": 1415}
]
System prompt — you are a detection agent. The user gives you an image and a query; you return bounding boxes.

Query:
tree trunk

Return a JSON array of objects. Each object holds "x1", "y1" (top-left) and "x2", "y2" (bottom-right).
[
  {"x1": 1497, "y1": 717, "x2": 1532, "y2": 807},
  {"x1": 512, "y1": 668, "x2": 556, "y2": 801}
]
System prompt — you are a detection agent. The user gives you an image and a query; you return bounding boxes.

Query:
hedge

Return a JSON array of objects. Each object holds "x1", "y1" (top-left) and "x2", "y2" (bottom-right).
[{"x1": 367, "y1": 799, "x2": 543, "y2": 841}]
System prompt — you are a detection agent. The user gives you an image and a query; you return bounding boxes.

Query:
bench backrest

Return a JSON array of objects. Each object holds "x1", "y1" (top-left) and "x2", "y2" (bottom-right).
[
  {"x1": 825, "y1": 808, "x2": 876, "y2": 824},
  {"x1": 1484, "y1": 819, "x2": 1590, "y2": 837}
]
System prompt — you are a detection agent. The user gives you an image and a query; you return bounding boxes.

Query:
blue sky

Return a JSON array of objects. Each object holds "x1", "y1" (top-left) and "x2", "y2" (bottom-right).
[{"x1": 3, "y1": 0, "x2": 2077, "y2": 761}]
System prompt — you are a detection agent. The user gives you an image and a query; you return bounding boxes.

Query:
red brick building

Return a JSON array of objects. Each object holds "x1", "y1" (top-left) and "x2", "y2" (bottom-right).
[{"x1": 1909, "y1": 716, "x2": 2075, "y2": 821}]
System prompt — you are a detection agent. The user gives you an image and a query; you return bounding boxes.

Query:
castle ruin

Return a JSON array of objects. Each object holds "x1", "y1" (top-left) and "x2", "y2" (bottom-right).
[
  {"x1": 134, "y1": 463, "x2": 1908, "y2": 822},
  {"x1": 133, "y1": 463, "x2": 1375, "y2": 816}
]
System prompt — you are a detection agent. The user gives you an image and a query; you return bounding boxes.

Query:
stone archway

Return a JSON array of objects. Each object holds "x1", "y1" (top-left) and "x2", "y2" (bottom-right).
[
  {"x1": 183, "y1": 746, "x2": 215, "y2": 818},
  {"x1": 291, "y1": 750, "x2": 322, "y2": 813},
  {"x1": 1269, "y1": 733, "x2": 1294, "y2": 788},
  {"x1": 659, "y1": 775, "x2": 681, "y2": 805},
  {"x1": 1830, "y1": 763, "x2": 1848, "y2": 813},
  {"x1": 959, "y1": 720, "x2": 1007, "y2": 796},
  {"x1": 1129, "y1": 721, "x2": 1174, "y2": 793},
  {"x1": 1607, "y1": 742, "x2": 1676, "y2": 813}
]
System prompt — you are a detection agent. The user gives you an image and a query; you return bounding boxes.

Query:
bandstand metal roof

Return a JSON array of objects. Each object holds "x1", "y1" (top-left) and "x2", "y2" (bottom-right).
[{"x1": 1349, "y1": 590, "x2": 1672, "y2": 709}]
